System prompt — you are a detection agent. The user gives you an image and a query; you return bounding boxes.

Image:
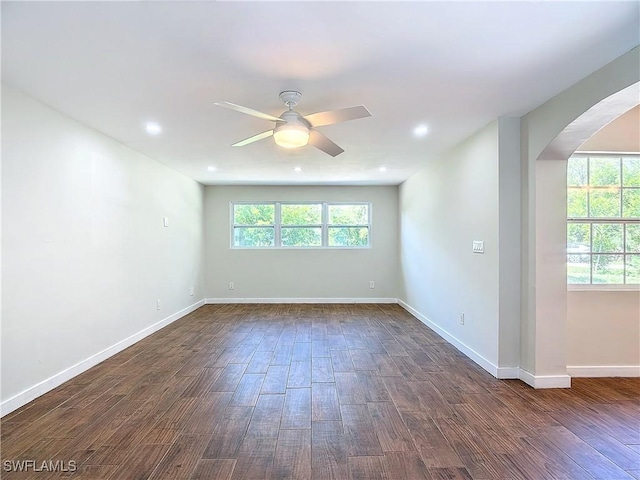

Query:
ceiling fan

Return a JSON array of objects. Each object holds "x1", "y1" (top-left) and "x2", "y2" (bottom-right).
[{"x1": 214, "y1": 91, "x2": 371, "y2": 157}]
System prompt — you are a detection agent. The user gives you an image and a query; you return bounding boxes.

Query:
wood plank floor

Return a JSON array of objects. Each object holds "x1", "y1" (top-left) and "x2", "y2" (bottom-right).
[{"x1": 1, "y1": 304, "x2": 639, "y2": 479}]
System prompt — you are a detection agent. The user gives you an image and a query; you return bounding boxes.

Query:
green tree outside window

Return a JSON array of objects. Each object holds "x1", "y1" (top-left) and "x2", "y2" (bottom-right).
[{"x1": 567, "y1": 154, "x2": 640, "y2": 285}]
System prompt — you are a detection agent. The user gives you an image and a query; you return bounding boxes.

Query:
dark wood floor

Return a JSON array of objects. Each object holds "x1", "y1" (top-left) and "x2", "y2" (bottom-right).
[{"x1": 1, "y1": 304, "x2": 639, "y2": 479}]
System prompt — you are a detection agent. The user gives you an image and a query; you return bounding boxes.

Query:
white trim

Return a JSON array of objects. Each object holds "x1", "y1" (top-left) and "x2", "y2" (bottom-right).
[
  {"x1": 1, "y1": 299, "x2": 206, "y2": 417},
  {"x1": 518, "y1": 369, "x2": 537, "y2": 387},
  {"x1": 5, "y1": 297, "x2": 588, "y2": 418},
  {"x1": 397, "y1": 300, "x2": 500, "y2": 378},
  {"x1": 568, "y1": 284, "x2": 640, "y2": 292},
  {"x1": 567, "y1": 365, "x2": 640, "y2": 377},
  {"x1": 230, "y1": 201, "x2": 372, "y2": 249},
  {"x1": 575, "y1": 150, "x2": 640, "y2": 155},
  {"x1": 230, "y1": 246, "x2": 370, "y2": 251},
  {"x1": 397, "y1": 300, "x2": 573, "y2": 388},
  {"x1": 518, "y1": 369, "x2": 572, "y2": 389},
  {"x1": 496, "y1": 367, "x2": 520, "y2": 379},
  {"x1": 206, "y1": 297, "x2": 397, "y2": 304}
]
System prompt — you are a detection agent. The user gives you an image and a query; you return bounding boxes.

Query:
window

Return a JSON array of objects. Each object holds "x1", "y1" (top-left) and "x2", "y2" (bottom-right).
[
  {"x1": 328, "y1": 204, "x2": 370, "y2": 247},
  {"x1": 231, "y1": 202, "x2": 371, "y2": 248},
  {"x1": 233, "y1": 203, "x2": 275, "y2": 247},
  {"x1": 567, "y1": 154, "x2": 640, "y2": 285},
  {"x1": 281, "y1": 204, "x2": 323, "y2": 247}
]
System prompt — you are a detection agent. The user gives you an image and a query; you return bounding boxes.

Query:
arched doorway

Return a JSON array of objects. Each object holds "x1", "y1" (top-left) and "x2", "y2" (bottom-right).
[
  {"x1": 541, "y1": 91, "x2": 639, "y2": 382},
  {"x1": 520, "y1": 46, "x2": 638, "y2": 387}
]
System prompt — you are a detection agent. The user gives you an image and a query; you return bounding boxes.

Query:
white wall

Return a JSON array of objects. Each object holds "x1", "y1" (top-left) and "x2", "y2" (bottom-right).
[
  {"x1": 204, "y1": 185, "x2": 398, "y2": 300},
  {"x1": 566, "y1": 99, "x2": 639, "y2": 375},
  {"x1": 399, "y1": 121, "x2": 501, "y2": 370},
  {"x1": 520, "y1": 46, "x2": 640, "y2": 381},
  {"x1": 568, "y1": 291, "x2": 640, "y2": 373},
  {"x1": 1, "y1": 86, "x2": 205, "y2": 413},
  {"x1": 497, "y1": 117, "x2": 522, "y2": 369},
  {"x1": 534, "y1": 160, "x2": 569, "y2": 377}
]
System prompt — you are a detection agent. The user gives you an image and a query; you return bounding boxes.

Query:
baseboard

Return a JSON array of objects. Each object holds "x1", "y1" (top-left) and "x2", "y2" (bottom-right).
[
  {"x1": 518, "y1": 369, "x2": 572, "y2": 389},
  {"x1": 206, "y1": 297, "x2": 398, "y2": 304},
  {"x1": 1, "y1": 299, "x2": 206, "y2": 417},
  {"x1": 567, "y1": 365, "x2": 640, "y2": 377},
  {"x1": 496, "y1": 367, "x2": 520, "y2": 379},
  {"x1": 397, "y1": 300, "x2": 575, "y2": 389},
  {"x1": 397, "y1": 299, "x2": 501, "y2": 378}
]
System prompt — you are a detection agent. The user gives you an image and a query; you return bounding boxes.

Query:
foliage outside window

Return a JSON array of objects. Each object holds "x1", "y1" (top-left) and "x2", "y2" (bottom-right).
[
  {"x1": 328, "y1": 204, "x2": 370, "y2": 247},
  {"x1": 567, "y1": 154, "x2": 640, "y2": 285},
  {"x1": 233, "y1": 203, "x2": 275, "y2": 247},
  {"x1": 232, "y1": 202, "x2": 370, "y2": 248}
]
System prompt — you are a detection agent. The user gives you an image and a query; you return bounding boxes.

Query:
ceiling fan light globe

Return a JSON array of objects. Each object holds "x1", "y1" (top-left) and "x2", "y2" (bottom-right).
[{"x1": 273, "y1": 124, "x2": 309, "y2": 149}]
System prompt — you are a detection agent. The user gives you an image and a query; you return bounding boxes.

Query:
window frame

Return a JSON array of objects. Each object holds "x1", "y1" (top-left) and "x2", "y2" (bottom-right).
[
  {"x1": 230, "y1": 201, "x2": 372, "y2": 249},
  {"x1": 280, "y1": 202, "x2": 324, "y2": 248},
  {"x1": 231, "y1": 202, "x2": 276, "y2": 248},
  {"x1": 567, "y1": 152, "x2": 640, "y2": 290}
]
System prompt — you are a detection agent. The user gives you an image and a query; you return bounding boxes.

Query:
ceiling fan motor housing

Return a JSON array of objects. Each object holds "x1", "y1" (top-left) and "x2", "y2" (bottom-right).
[{"x1": 279, "y1": 110, "x2": 311, "y2": 128}]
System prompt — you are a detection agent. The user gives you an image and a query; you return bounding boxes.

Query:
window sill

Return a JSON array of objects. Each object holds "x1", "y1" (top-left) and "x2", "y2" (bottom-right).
[
  {"x1": 231, "y1": 246, "x2": 371, "y2": 250},
  {"x1": 568, "y1": 284, "x2": 640, "y2": 292}
]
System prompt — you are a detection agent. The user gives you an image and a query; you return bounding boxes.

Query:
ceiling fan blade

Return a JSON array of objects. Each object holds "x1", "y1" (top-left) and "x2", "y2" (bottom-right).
[
  {"x1": 308, "y1": 130, "x2": 344, "y2": 157},
  {"x1": 304, "y1": 105, "x2": 371, "y2": 127},
  {"x1": 232, "y1": 130, "x2": 274, "y2": 147},
  {"x1": 215, "y1": 102, "x2": 283, "y2": 122}
]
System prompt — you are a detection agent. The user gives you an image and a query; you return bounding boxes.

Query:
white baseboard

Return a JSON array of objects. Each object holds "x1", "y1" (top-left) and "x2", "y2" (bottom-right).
[
  {"x1": 397, "y1": 299, "x2": 501, "y2": 378},
  {"x1": 496, "y1": 367, "x2": 520, "y2": 379},
  {"x1": 206, "y1": 297, "x2": 398, "y2": 304},
  {"x1": 518, "y1": 369, "x2": 572, "y2": 389},
  {"x1": 6, "y1": 297, "x2": 601, "y2": 417},
  {"x1": 567, "y1": 365, "x2": 640, "y2": 377},
  {"x1": 397, "y1": 300, "x2": 573, "y2": 389},
  {"x1": 1, "y1": 299, "x2": 206, "y2": 417}
]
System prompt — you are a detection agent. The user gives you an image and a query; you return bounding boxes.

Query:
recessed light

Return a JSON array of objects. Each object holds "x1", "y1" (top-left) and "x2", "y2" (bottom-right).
[
  {"x1": 145, "y1": 122, "x2": 162, "y2": 135},
  {"x1": 207, "y1": 166, "x2": 217, "y2": 172},
  {"x1": 413, "y1": 124, "x2": 429, "y2": 137},
  {"x1": 294, "y1": 167, "x2": 302, "y2": 172},
  {"x1": 378, "y1": 166, "x2": 387, "y2": 172}
]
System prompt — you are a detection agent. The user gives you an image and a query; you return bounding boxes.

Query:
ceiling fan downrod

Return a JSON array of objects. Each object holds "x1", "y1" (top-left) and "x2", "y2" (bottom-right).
[{"x1": 279, "y1": 90, "x2": 302, "y2": 111}]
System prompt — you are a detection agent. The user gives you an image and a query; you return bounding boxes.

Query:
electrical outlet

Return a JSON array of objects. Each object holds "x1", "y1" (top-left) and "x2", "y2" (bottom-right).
[
  {"x1": 229, "y1": 282, "x2": 234, "y2": 290},
  {"x1": 190, "y1": 286, "x2": 194, "y2": 296},
  {"x1": 459, "y1": 313, "x2": 465, "y2": 325},
  {"x1": 369, "y1": 281, "x2": 375, "y2": 289},
  {"x1": 157, "y1": 299, "x2": 161, "y2": 310}
]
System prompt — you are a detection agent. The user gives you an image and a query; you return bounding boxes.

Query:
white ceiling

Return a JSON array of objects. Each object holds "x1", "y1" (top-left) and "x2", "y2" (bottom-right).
[{"x1": 2, "y1": 2, "x2": 639, "y2": 186}]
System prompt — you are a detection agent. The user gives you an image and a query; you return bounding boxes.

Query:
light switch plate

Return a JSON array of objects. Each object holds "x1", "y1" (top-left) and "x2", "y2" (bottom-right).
[
  {"x1": 163, "y1": 217, "x2": 169, "y2": 227},
  {"x1": 472, "y1": 240, "x2": 484, "y2": 253}
]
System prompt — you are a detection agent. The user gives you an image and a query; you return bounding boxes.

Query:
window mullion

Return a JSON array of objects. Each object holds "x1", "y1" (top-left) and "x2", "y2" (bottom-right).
[
  {"x1": 620, "y1": 157, "x2": 624, "y2": 218},
  {"x1": 620, "y1": 157, "x2": 624, "y2": 282},
  {"x1": 623, "y1": 223, "x2": 627, "y2": 284},
  {"x1": 231, "y1": 202, "x2": 242, "y2": 247},
  {"x1": 586, "y1": 156, "x2": 591, "y2": 217},
  {"x1": 589, "y1": 222, "x2": 593, "y2": 284},
  {"x1": 322, "y1": 203, "x2": 328, "y2": 247},
  {"x1": 275, "y1": 202, "x2": 281, "y2": 247}
]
